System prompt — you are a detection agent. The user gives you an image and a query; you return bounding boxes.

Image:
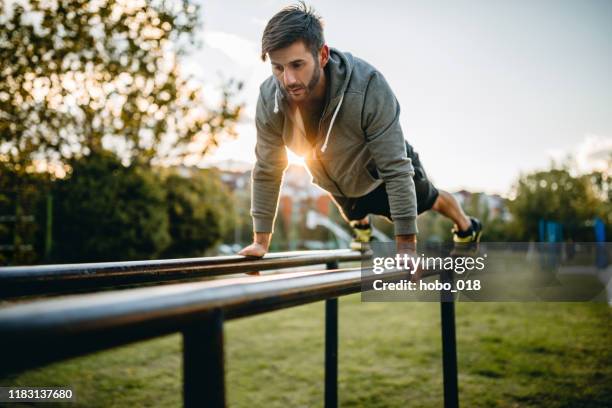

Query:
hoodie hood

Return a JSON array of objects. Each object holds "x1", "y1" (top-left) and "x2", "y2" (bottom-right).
[
  {"x1": 320, "y1": 48, "x2": 354, "y2": 152},
  {"x1": 322, "y1": 47, "x2": 354, "y2": 115}
]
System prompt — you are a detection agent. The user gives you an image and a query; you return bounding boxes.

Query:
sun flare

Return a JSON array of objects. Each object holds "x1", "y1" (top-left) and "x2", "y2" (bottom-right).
[{"x1": 286, "y1": 148, "x2": 305, "y2": 166}]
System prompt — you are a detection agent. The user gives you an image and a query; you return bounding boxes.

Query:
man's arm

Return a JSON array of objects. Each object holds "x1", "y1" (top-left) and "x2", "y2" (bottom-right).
[
  {"x1": 239, "y1": 92, "x2": 287, "y2": 258},
  {"x1": 362, "y1": 71, "x2": 419, "y2": 240}
]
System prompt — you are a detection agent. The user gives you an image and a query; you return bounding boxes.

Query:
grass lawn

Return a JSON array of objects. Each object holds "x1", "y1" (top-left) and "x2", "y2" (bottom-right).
[{"x1": 2, "y1": 297, "x2": 611, "y2": 407}]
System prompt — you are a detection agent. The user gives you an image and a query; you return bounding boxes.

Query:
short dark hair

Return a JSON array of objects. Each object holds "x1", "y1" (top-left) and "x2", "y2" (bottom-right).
[{"x1": 261, "y1": 2, "x2": 325, "y2": 61}]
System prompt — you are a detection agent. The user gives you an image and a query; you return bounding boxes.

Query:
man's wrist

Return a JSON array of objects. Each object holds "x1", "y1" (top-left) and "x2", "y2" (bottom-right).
[
  {"x1": 254, "y1": 232, "x2": 271, "y2": 249},
  {"x1": 396, "y1": 234, "x2": 417, "y2": 252}
]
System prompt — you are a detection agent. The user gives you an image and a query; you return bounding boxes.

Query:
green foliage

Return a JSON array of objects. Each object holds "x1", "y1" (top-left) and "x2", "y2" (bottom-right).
[
  {"x1": 1, "y1": 153, "x2": 240, "y2": 264},
  {"x1": 0, "y1": 0, "x2": 242, "y2": 171},
  {"x1": 0, "y1": 0, "x2": 245, "y2": 264},
  {"x1": 51, "y1": 151, "x2": 170, "y2": 262},
  {"x1": 0, "y1": 162, "x2": 50, "y2": 265},
  {"x1": 507, "y1": 168, "x2": 607, "y2": 241},
  {"x1": 162, "y1": 168, "x2": 235, "y2": 258},
  {"x1": 586, "y1": 170, "x2": 612, "y2": 230}
]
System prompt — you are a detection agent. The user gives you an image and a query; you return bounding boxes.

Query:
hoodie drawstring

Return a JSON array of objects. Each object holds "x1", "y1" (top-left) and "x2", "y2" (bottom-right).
[
  {"x1": 273, "y1": 89, "x2": 279, "y2": 113},
  {"x1": 320, "y1": 93, "x2": 344, "y2": 153}
]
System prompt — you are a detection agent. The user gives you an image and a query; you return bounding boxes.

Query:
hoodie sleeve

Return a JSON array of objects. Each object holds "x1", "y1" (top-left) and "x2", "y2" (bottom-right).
[
  {"x1": 251, "y1": 91, "x2": 288, "y2": 233},
  {"x1": 361, "y1": 71, "x2": 418, "y2": 236}
]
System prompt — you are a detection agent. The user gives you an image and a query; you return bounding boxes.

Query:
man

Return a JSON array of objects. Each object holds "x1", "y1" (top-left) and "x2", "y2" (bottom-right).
[{"x1": 239, "y1": 3, "x2": 482, "y2": 262}]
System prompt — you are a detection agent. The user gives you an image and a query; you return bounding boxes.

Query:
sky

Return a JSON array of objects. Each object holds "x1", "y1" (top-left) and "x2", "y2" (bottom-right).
[{"x1": 184, "y1": 0, "x2": 612, "y2": 196}]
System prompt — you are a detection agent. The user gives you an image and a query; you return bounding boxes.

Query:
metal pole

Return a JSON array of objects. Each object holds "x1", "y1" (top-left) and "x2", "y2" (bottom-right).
[
  {"x1": 325, "y1": 261, "x2": 339, "y2": 408},
  {"x1": 440, "y1": 269, "x2": 459, "y2": 408},
  {"x1": 183, "y1": 308, "x2": 226, "y2": 408}
]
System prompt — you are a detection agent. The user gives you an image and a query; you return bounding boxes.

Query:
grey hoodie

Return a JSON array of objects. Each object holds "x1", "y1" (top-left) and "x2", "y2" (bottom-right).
[{"x1": 251, "y1": 48, "x2": 418, "y2": 236}]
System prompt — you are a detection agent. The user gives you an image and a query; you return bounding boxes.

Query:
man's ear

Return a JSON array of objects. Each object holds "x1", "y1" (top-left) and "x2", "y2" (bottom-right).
[{"x1": 319, "y1": 44, "x2": 330, "y2": 67}]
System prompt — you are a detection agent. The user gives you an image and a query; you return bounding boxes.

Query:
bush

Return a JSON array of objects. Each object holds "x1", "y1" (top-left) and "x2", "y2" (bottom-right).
[
  {"x1": 51, "y1": 151, "x2": 170, "y2": 263},
  {"x1": 0, "y1": 163, "x2": 50, "y2": 265},
  {"x1": 161, "y1": 168, "x2": 235, "y2": 258},
  {"x1": 508, "y1": 169, "x2": 605, "y2": 241}
]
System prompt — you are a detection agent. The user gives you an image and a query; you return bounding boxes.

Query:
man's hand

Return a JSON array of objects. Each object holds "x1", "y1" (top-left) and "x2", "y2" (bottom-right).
[
  {"x1": 395, "y1": 234, "x2": 422, "y2": 283},
  {"x1": 238, "y1": 242, "x2": 268, "y2": 258},
  {"x1": 238, "y1": 232, "x2": 272, "y2": 275},
  {"x1": 238, "y1": 232, "x2": 271, "y2": 257}
]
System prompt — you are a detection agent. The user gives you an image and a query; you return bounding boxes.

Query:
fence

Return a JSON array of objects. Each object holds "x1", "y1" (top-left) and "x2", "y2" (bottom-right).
[{"x1": 0, "y1": 250, "x2": 459, "y2": 407}]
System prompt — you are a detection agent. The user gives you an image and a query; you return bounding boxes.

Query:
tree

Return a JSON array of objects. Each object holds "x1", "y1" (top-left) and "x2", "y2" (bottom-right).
[
  {"x1": 162, "y1": 168, "x2": 235, "y2": 258},
  {"x1": 0, "y1": 161, "x2": 49, "y2": 265},
  {"x1": 507, "y1": 168, "x2": 606, "y2": 241},
  {"x1": 0, "y1": 0, "x2": 242, "y2": 174},
  {"x1": 587, "y1": 170, "x2": 612, "y2": 229},
  {"x1": 51, "y1": 151, "x2": 170, "y2": 262}
]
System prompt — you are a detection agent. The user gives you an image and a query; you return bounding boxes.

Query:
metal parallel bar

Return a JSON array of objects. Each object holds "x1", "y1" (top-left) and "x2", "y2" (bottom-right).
[
  {"x1": 0, "y1": 245, "x2": 467, "y2": 406},
  {"x1": 0, "y1": 267, "x2": 444, "y2": 376},
  {"x1": 2, "y1": 268, "x2": 451, "y2": 369},
  {"x1": 0, "y1": 267, "x2": 370, "y2": 375},
  {"x1": 440, "y1": 269, "x2": 459, "y2": 408},
  {"x1": 325, "y1": 261, "x2": 339, "y2": 408},
  {"x1": 0, "y1": 250, "x2": 366, "y2": 298},
  {"x1": 0, "y1": 249, "x2": 358, "y2": 277},
  {"x1": 183, "y1": 309, "x2": 226, "y2": 408}
]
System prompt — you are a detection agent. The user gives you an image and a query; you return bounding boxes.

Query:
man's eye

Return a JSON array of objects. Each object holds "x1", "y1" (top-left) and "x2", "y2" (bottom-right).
[{"x1": 273, "y1": 65, "x2": 283, "y2": 72}]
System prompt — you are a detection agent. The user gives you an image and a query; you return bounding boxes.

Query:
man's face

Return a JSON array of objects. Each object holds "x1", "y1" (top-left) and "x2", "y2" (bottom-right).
[{"x1": 269, "y1": 41, "x2": 327, "y2": 104}]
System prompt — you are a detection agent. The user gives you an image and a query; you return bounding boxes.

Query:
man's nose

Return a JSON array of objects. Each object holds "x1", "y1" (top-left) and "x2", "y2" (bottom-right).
[{"x1": 284, "y1": 69, "x2": 297, "y2": 86}]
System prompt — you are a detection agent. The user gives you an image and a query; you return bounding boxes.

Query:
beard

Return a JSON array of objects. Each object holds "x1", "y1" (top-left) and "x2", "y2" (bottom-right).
[
  {"x1": 304, "y1": 63, "x2": 321, "y2": 93},
  {"x1": 279, "y1": 62, "x2": 322, "y2": 101}
]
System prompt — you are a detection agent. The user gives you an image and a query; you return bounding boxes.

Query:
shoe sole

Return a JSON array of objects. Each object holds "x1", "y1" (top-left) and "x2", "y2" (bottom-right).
[{"x1": 350, "y1": 243, "x2": 368, "y2": 251}]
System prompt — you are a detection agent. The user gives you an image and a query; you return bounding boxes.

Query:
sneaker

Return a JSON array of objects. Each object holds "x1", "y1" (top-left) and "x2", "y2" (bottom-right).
[
  {"x1": 452, "y1": 217, "x2": 483, "y2": 243},
  {"x1": 451, "y1": 217, "x2": 483, "y2": 256},
  {"x1": 350, "y1": 220, "x2": 372, "y2": 251}
]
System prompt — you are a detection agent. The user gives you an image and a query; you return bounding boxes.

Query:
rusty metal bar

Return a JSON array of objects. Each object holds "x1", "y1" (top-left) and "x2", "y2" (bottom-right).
[{"x1": 0, "y1": 249, "x2": 365, "y2": 298}]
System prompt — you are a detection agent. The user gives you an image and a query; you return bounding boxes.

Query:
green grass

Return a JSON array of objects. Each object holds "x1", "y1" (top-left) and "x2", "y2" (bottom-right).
[{"x1": 2, "y1": 298, "x2": 611, "y2": 407}]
